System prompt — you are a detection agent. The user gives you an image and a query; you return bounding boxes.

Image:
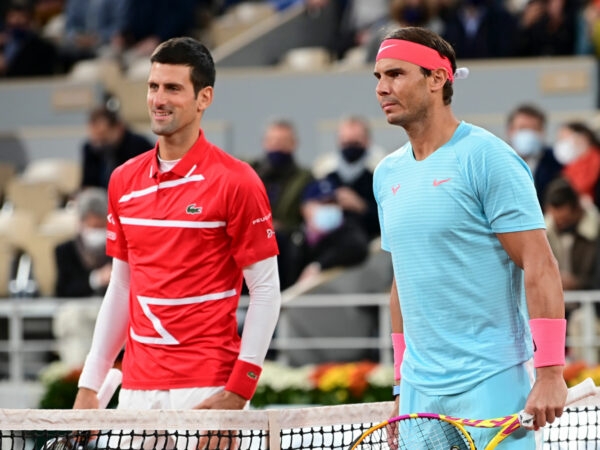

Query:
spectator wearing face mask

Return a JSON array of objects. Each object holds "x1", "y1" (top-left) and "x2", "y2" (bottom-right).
[
  {"x1": 289, "y1": 178, "x2": 370, "y2": 283},
  {"x1": 553, "y1": 121, "x2": 600, "y2": 207},
  {"x1": 506, "y1": 103, "x2": 563, "y2": 206},
  {"x1": 54, "y1": 188, "x2": 112, "y2": 298},
  {"x1": 81, "y1": 105, "x2": 154, "y2": 190},
  {"x1": 321, "y1": 115, "x2": 380, "y2": 240},
  {"x1": 249, "y1": 119, "x2": 314, "y2": 289}
]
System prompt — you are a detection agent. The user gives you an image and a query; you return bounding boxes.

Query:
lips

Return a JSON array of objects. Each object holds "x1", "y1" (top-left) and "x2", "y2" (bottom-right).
[{"x1": 152, "y1": 110, "x2": 172, "y2": 120}]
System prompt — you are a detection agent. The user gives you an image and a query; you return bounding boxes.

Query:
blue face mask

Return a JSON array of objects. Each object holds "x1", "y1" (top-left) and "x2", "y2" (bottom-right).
[
  {"x1": 266, "y1": 151, "x2": 293, "y2": 168},
  {"x1": 312, "y1": 204, "x2": 343, "y2": 233},
  {"x1": 511, "y1": 129, "x2": 544, "y2": 158}
]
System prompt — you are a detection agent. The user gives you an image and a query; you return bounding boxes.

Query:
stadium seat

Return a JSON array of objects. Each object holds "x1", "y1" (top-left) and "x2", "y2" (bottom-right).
[
  {"x1": 38, "y1": 207, "x2": 79, "y2": 242},
  {"x1": 0, "y1": 236, "x2": 12, "y2": 297},
  {"x1": 5, "y1": 179, "x2": 61, "y2": 225},
  {"x1": 69, "y1": 58, "x2": 122, "y2": 94},
  {"x1": 0, "y1": 210, "x2": 37, "y2": 250},
  {"x1": 0, "y1": 162, "x2": 16, "y2": 203},
  {"x1": 280, "y1": 47, "x2": 331, "y2": 71},
  {"x1": 20, "y1": 159, "x2": 82, "y2": 201},
  {"x1": 20, "y1": 233, "x2": 63, "y2": 297},
  {"x1": 210, "y1": 2, "x2": 276, "y2": 47}
]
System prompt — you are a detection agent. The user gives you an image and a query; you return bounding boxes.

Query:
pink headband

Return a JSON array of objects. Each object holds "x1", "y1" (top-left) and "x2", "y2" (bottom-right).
[{"x1": 376, "y1": 39, "x2": 454, "y2": 82}]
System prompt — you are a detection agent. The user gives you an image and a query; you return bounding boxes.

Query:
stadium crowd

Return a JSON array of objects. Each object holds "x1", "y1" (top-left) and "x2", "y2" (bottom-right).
[{"x1": 0, "y1": 0, "x2": 598, "y2": 78}]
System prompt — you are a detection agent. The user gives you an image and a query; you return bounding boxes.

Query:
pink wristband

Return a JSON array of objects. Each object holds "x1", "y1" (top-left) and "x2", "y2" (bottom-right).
[
  {"x1": 225, "y1": 359, "x2": 262, "y2": 400},
  {"x1": 529, "y1": 318, "x2": 566, "y2": 368},
  {"x1": 392, "y1": 333, "x2": 406, "y2": 381}
]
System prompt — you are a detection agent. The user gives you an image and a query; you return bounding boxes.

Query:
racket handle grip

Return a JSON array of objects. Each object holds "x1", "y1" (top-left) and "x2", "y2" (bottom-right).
[
  {"x1": 97, "y1": 368, "x2": 122, "y2": 409},
  {"x1": 519, "y1": 377, "x2": 597, "y2": 427}
]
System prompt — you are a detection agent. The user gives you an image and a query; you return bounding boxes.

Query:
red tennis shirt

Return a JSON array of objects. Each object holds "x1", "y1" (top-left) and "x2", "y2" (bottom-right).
[{"x1": 106, "y1": 131, "x2": 279, "y2": 390}]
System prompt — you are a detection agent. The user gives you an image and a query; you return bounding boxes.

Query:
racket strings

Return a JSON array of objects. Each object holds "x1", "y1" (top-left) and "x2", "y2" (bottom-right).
[{"x1": 355, "y1": 418, "x2": 473, "y2": 450}]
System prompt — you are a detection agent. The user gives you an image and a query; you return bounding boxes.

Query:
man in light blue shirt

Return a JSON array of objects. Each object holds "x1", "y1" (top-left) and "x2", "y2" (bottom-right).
[{"x1": 373, "y1": 27, "x2": 567, "y2": 449}]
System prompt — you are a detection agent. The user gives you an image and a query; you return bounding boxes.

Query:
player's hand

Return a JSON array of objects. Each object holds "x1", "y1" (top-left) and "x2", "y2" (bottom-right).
[
  {"x1": 195, "y1": 391, "x2": 245, "y2": 449},
  {"x1": 522, "y1": 366, "x2": 568, "y2": 430},
  {"x1": 73, "y1": 387, "x2": 100, "y2": 409},
  {"x1": 385, "y1": 396, "x2": 400, "y2": 450},
  {"x1": 194, "y1": 390, "x2": 247, "y2": 410}
]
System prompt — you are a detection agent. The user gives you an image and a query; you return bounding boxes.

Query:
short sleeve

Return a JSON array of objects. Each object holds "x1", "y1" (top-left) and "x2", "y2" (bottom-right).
[
  {"x1": 226, "y1": 163, "x2": 279, "y2": 268},
  {"x1": 469, "y1": 140, "x2": 545, "y2": 233},
  {"x1": 105, "y1": 168, "x2": 129, "y2": 261}
]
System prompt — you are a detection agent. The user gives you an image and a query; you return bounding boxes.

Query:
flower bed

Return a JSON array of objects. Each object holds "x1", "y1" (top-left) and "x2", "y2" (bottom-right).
[
  {"x1": 37, "y1": 360, "x2": 394, "y2": 409},
  {"x1": 40, "y1": 360, "x2": 591, "y2": 409}
]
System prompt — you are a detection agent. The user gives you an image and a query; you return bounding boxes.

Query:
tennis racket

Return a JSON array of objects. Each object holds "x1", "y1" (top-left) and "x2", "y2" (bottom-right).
[
  {"x1": 350, "y1": 377, "x2": 596, "y2": 450},
  {"x1": 41, "y1": 368, "x2": 123, "y2": 450}
]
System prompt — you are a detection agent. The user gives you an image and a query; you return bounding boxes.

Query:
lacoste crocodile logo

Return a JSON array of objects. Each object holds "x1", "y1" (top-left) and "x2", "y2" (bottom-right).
[{"x1": 186, "y1": 204, "x2": 202, "y2": 214}]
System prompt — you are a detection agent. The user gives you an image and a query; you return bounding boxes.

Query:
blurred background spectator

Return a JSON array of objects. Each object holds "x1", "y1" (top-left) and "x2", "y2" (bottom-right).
[
  {"x1": 0, "y1": 1, "x2": 60, "y2": 77},
  {"x1": 288, "y1": 178, "x2": 370, "y2": 283},
  {"x1": 54, "y1": 187, "x2": 110, "y2": 298},
  {"x1": 553, "y1": 121, "x2": 600, "y2": 208},
  {"x1": 545, "y1": 177, "x2": 600, "y2": 293},
  {"x1": 250, "y1": 118, "x2": 314, "y2": 289},
  {"x1": 321, "y1": 115, "x2": 380, "y2": 240},
  {"x1": 441, "y1": 0, "x2": 517, "y2": 59},
  {"x1": 112, "y1": 0, "x2": 198, "y2": 66},
  {"x1": 505, "y1": 102, "x2": 563, "y2": 207},
  {"x1": 57, "y1": 0, "x2": 126, "y2": 71},
  {"x1": 317, "y1": 0, "x2": 389, "y2": 60},
  {"x1": 81, "y1": 104, "x2": 154, "y2": 190},
  {"x1": 365, "y1": 0, "x2": 445, "y2": 62},
  {"x1": 514, "y1": 0, "x2": 578, "y2": 57}
]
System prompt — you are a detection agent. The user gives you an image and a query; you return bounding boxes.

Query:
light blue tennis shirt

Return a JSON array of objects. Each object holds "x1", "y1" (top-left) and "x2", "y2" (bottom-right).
[{"x1": 373, "y1": 121, "x2": 545, "y2": 395}]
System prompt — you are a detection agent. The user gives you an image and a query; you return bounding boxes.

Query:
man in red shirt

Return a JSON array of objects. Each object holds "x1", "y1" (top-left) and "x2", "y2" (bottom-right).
[{"x1": 73, "y1": 37, "x2": 281, "y2": 419}]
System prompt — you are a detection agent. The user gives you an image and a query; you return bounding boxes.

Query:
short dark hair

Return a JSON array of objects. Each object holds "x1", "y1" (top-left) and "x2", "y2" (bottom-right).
[
  {"x1": 383, "y1": 27, "x2": 456, "y2": 105},
  {"x1": 545, "y1": 178, "x2": 580, "y2": 209},
  {"x1": 150, "y1": 37, "x2": 215, "y2": 96},
  {"x1": 88, "y1": 106, "x2": 121, "y2": 127},
  {"x1": 507, "y1": 104, "x2": 547, "y2": 128}
]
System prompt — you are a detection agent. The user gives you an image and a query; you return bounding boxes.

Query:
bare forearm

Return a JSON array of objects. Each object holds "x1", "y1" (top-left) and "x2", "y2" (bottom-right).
[
  {"x1": 524, "y1": 252, "x2": 564, "y2": 320},
  {"x1": 390, "y1": 277, "x2": 403, "y2": 333}
]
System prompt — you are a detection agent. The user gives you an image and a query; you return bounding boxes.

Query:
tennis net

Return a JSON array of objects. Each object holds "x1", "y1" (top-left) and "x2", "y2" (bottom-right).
[{"x1": 1, "y1": 399, "x2": 600, "y2": 450}]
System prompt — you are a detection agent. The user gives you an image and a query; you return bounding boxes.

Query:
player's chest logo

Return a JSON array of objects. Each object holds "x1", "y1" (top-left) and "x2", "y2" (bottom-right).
[{"x1": 186, "y1": 203, "x2": 202, "y2": 215}]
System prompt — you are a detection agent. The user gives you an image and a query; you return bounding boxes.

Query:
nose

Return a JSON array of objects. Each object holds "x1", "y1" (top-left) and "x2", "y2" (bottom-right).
[
  {"x1": 375, "y1": 77, "x2": 389, "y2": 97},
  {"x1": 149, "y1": 87, "x2": 166, "y2": 108}
]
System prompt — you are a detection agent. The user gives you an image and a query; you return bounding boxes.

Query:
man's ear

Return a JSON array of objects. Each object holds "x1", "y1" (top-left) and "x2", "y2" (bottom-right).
[
  {"x1": 197, "y1": 86, "x2": 213, "y2": 112},
  {"x1": 429, "y1": 68, "x2": 449, "y2": 93}
]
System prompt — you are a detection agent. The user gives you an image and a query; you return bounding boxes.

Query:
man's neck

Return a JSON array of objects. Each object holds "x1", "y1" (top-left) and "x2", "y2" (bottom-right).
[
  {"x1": 406, "y1": 109, "x2": 460, "y2": 161},
  {"x1": 157, "y1": 130, "x2": 199, "y2": 161}
]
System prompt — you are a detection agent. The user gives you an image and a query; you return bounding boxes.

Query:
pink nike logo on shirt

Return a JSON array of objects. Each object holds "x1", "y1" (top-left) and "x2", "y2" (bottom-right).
[
  {"x1": 433, "y1": 178, "x2": 451, "y2": 186},
  {"x1": 391, "y1": 184, "x2": 401, "y2": 194}
]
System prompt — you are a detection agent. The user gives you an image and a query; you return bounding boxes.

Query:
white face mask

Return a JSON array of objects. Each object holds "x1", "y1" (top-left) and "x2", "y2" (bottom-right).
[
  {"x1": 553, "y1": 138, "x2": 584, "y2": 165},
  {"x1": 81, "y1": 227, "x2": 107, "y2": 250},
  {"x1": 511, "y1": 129, "x2": 544, "y2": 158},
  {"x1": 311, "y1": 204, "x2": 343, "y2": 233}
]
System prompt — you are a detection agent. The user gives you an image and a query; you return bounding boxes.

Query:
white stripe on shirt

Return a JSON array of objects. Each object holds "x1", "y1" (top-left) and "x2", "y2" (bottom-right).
[{"x1": 120, "y1": 217, "x2": 226, "y2": 228}]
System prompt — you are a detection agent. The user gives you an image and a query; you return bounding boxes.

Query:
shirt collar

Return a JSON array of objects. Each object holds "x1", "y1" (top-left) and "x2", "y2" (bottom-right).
[{"x1": 149, "y1": 130, "x2": 209, "y2": 179}]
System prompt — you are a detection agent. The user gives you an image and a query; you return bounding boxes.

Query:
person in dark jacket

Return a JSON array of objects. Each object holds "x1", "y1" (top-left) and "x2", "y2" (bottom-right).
[
  {"x1": 323, "y1": 115, "x2": 380, "y2": 239},
  {"x1": 0, "y1": 2, "x2": 60, "y2": 77},
  {"x1": 81, "y1": 105, "x2": 153, "y2": 189},
  {"x1": 55, "y1": 188, "x2": 112, "y2": 297},
  {"x1": 250, "y1": 119, "x2": 314, "y2": 289},
  {"x1": 289, "y1": 178, "x2": 370, "y2": 284}
]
